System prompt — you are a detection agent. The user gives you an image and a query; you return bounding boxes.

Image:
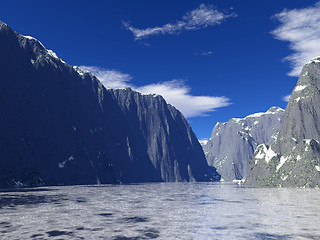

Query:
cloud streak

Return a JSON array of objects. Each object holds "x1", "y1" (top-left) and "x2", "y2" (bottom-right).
[
  {"x1": 136, "y1": 80, "x2": 231, "y2": 118},
  {"x1": 272, "y1": 2, "x2": 320, "y2": 77},
  {"x1": 80, "y1": 66, "x2": 132, "y2": 89},
  {"x1": 282, "y1": 94, "x2": 291, "y2": 102},
  {"x1": 80, "y1": 66, "x2": 231, "y2": 118},
  {"x1": 195, "y1": 51, "x2": 213, "y2": 56},
  {"x1": 123, "y1": 4, "x2": 236, "y2": 40}
]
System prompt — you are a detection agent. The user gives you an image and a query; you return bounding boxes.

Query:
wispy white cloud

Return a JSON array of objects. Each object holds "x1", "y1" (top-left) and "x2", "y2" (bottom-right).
[
  {"x1": 282, "y1": 94, "x2": 291, "y2": 102},
  {"x1": 195, "y1": 51, "x2": 213, "y2": 56},
  {"x1": 136, "y1": 80, "x2": 231, "y2": 118},
  {"x1": 272, "y1": 2, "x2": 320, "y2": 77},
  {"x1": 123, "y1": 4, "x2": 236, "y2": 40},
  {"x1": 80, "y1": 66, "x2": 231, "y2": 118},
  {"x1": 80, "y1": 66, "x2": 132, "y2": 89}
]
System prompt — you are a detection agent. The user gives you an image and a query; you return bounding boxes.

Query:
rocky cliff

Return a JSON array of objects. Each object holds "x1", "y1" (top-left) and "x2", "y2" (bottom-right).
[
  {"x1": 202, "y1": 107, "x2": 283, "y2": 181},
  {"x1": 245, "y1": 57, "x2": 320, "y2": 187},
  {"x1": 0, "y1": 21, "x2": 219, "y2": 187}
]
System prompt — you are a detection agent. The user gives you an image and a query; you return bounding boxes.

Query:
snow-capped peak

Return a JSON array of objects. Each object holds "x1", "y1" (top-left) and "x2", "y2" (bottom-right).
[
  {"x1": 73, "y1": 66, "x2": 90, "y2": 76},
  {"x1": 23, "y1": 35, "x2": 37, "y2": 40},
  {"x1": 266, "y1": 107, "x2": 284, "y2": 114},
  {"x1": 306, "y1": 56, "x2": 320, "y2": 64},
  {"x1": 47, "y1": 50, "x2": 59, "y2": 59},
  {"x1": 21, "y1": 34, "x2": 65, "y2": 64},
  {"x1": 198, "y1": 139, "x2": 208, "y2": 146},
  {"x1": 22, "y1": 34, "x2": 46, "y2": 49},
  {"x1": 245, "y1": 107, "x2": 284, "y2": 119}
]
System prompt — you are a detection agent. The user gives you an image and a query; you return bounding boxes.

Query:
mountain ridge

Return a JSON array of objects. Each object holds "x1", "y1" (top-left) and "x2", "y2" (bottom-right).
[
  {"x1": 245, "y1": 57, "x2": 320, "y2": 187},
  {"x1": 0, "y1": 20, "x2": 219, "y2": 187},
  {"x1": 202, "y1": 106, "x2": 284, "y2": 181}
]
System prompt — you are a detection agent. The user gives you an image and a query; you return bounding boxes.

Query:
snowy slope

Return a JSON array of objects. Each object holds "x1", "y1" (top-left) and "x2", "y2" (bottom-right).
[
  {"x1": 202, "y1": 107, "x2": 284, "y2": 181},
  {"x1": 246, "y1": 57, "x2": 320, "y2": 187}
]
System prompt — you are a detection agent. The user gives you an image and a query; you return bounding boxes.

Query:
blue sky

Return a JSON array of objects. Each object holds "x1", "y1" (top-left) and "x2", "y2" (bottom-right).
[{"x1": 1, "y1": 0, "x2": 320, "y2": 139}]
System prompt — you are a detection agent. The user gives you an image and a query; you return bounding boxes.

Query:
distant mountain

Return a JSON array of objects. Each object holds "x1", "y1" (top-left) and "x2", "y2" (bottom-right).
[
  {"x1": 202, "y1": 107, "x2": 283, "y2": 181},
  {"x1": 245, "y1": 57, "x2": 320, "y2": 187},
  {"x1": 0, "y1": 21, "x2": 219, "y2": 187}
]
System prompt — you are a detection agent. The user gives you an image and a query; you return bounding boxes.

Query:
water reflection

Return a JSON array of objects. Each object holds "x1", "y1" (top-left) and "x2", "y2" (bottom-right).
[
  {"x1": 0, "y1": 183, "x2": 320, "y2": 239},
  {"x1": 0, "y1": 193, "x2": 66, "y2": 208}
]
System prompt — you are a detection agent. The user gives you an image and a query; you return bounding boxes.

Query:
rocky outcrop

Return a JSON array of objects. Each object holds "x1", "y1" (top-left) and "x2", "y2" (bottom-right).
[
  {"x1": 109, "y1": 89, "x2": 220, "y2": 182},
  {"x1": 245, "y1": 57, "x2": 320, "y2": 187},
  {"x1": 0, "y1": 21, "x2": 219, "y2": 187},
  {"x1": 202, "y1": 107, "x2": 283, "y2": 181}
]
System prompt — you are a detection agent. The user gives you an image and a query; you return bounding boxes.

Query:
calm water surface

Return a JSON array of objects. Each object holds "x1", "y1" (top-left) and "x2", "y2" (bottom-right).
[{"x1": 0, "y1": 182, "x2": 320, "y2": 239}]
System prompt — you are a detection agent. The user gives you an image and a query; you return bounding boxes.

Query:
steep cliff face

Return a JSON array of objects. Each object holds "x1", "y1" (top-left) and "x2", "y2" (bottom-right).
[
  {"x1": 109, "y1": 89, "x2": 220, "y2": 182},
  {"x1": 245, "y1": 57, "x2": 320, "y2": 187},
  {"x1": 202, "y1": 107, "x2": 283, "y2": 181},
  {"x1": 0, "y1": 21, "x2": 219, "y2": 187}
]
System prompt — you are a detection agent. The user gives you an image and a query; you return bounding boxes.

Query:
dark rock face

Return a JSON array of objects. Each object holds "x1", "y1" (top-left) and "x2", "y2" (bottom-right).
[
  {"x1": 202, "y1": 107, "x2": 283, "y2": 181},
  {"x1": 245, "y1": 57, "x2": 320, "y2": 187},
  {"x1": 0, "y1": 21, "x2": 219, "y2": 187},
  {"x1": 109, "y1": 89, "x2": 220, "y2": 182}
]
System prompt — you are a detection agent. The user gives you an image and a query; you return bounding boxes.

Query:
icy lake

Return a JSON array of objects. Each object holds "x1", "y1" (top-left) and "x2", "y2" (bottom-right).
[{"x1": 1, "y1": 182, "x2": 320, "y2": 239}]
